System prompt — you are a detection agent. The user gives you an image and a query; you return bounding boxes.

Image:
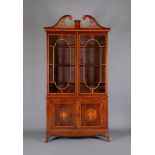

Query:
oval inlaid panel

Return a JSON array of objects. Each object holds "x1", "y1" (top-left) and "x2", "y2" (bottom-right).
[
  {"x1": 60, "y1": 111, "x2": 68, "y2": 121},
  {"x1": 85, "y1": 108, "x2": 97, "y2": 121},
  {"x1": 54, "y1": 103, "x2": 74, "y2": 126},
  {"x1": 81, "y1": 103, "x2": 100, "y2": 126}
]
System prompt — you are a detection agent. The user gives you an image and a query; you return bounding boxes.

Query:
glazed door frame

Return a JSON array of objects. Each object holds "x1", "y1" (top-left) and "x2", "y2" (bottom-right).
[
  {"x1": 47, "y1": 33, "x2": 78, "y2": 95},
  {"x1": 76, "y1": 32, "x2": 108, "y2": 95}
]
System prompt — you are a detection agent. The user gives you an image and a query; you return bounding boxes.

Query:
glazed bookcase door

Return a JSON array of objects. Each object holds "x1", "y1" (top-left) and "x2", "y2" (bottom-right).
[
  {"x1": 79, "y1": 34, "x2": 107, "y2": 93},
  {"x1": 48, "y1": 34, "x2": 76, "y2": 93}
]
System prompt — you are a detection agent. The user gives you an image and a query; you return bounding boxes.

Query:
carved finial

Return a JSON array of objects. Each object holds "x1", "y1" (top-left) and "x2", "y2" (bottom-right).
[{"x1": 74, "y1": 20, "x2": 81, "y2": 28}]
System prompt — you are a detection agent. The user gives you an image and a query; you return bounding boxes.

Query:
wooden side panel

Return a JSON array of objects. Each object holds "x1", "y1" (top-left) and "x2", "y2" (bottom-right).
[{"x1": 46, "y1": 97, "x2": 51, "y2": 130}]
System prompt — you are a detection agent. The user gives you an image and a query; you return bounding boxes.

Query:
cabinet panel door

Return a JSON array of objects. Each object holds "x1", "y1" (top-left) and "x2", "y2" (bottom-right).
[
  {"x1": 49, "y1": 99, "x2": 76, "y2": 130},
  {"x1": 78, "y1": 99, "x2": 106, "y2": 129}
]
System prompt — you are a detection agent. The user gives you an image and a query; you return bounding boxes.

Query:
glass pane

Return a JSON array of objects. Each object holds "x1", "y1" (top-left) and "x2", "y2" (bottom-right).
[
  {"x1": 54, "y1": 66, "x2": 69, "y2": 83},
  {"x1": 80, "y1": 82, "x2": 105, "y2": 93},
  {"x1": 49, "y1": 66, "x2": 53, "y2": 82},
  {"x1": 101, "y1": 65, "x2": 106, "y2": 82},
  {"x1": 49, "y1": 83, "x2": 75, "y2": 93},
  {"x1": 80, "y1": 35, "x2": 106, "y2": 46},
  {"x1": 49, "y1": 35, "x2": 75, "y2": 46},
  {"x1": 49, "y1": 47, "x2": 53, "y2": 64},
  {"x1": 94, "y1": 35, "x2": 106, "y2": 46},
  {"x1": 54, "y1": 47, "x2": 70, "y2": 65},
  {"x1": 94, "y1": 83, "x2": 105, "y2": 93},
  {"x1": 85, "y1": 47, "x2": 100, "y2": 65},
  {"x1": 80, "y1": 35, "x2": 91, "y2": 46},
  {"x1": 49, "y1": 35, "x2": 59, "y2": 45},
  {"x1": 85, "y1": 67, "x2": 100, "y2": 82},
  {"x1": 101, "y1": 47, "x2": 106, "y2": 64},
  {"x1": 80, "y1": 47, "x2": 105, "y2": 65}
]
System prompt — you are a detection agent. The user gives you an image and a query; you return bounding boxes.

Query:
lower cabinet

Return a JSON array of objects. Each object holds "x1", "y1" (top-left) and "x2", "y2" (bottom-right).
[{"x1": 48, "y1": 97, "x2": 107, "y2": 131}]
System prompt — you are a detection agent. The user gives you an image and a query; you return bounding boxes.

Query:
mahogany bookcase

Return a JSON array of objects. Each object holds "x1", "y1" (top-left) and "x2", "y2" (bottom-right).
[{"x1": 44, "y1": 15, "x2": 111, "y2": 142}]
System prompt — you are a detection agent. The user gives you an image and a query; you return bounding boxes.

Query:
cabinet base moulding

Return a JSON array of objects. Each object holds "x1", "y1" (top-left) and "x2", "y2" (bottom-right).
[{"x1": 45, "y1": 129, "x2": 110, "y2": 142}]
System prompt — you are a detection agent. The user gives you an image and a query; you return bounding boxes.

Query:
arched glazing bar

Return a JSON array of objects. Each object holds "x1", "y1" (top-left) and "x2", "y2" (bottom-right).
[
  {"x1": 53, "y1": 38, "x2": 72, "y2": 92},
  {"x1": 83, "y1": 37, "x2": 103, "y2": 93}
]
